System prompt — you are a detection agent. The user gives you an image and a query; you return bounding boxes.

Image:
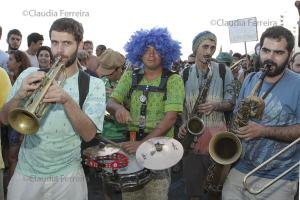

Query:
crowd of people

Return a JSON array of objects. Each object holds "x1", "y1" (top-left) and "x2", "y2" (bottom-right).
[{"x1": 0, "y1": 16, "x2": 299, "y2": 200}]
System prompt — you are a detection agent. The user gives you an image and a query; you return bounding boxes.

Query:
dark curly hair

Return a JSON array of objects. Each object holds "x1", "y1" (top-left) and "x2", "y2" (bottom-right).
[
  {"x1": 9, "y1": 50, "x2": 31, "y2": 80},
  {"x1": 49, "y1": 18, "x2": 83, "y2": 44},
  {"x1": 260, "y1": 26, "x2": 294, "y2": 54}
]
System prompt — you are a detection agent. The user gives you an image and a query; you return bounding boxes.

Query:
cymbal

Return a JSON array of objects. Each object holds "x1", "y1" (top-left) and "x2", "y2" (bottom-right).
[
  {"x1": 83, "y1": 144, "x2": 120, "y2": 158},
  {"x1": 136, "y1": 137, "x2": 183, "y2": 170}
]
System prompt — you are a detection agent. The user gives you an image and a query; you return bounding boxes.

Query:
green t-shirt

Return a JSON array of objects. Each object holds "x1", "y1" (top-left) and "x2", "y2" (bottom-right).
[
  {"x1": 110, "y1": 69, "x2": 184, "y2": 138},
  {"x1": 101, "y1": 77, "x2": 127, "y2": 141}
]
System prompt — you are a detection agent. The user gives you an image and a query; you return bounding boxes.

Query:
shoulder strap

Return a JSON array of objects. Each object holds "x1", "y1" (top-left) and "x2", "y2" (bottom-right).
[
  {"x1": 182, "y1": 66, "x2": 190, "y2": 85},
  {"x1": 160, "y1": 68, "x2": 176, "y2": 100},
  {"x1": 128, "y1": 68, "x2": 142, "y2": 99},
  {"x1": 219, "y1": 63, "x2": 226, "y2": 97},
  {"x1": 127, "y1": 68, "x2": 175, "y2": 100},
  {"x1": 78, "y1": 70, "x2": 90, "y2": 109}
]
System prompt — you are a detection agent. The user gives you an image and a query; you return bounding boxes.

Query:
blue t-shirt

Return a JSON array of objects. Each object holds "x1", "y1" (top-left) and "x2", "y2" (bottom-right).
[{"x1": 234, "y1": 69, "x2": 300, "y2": 181}]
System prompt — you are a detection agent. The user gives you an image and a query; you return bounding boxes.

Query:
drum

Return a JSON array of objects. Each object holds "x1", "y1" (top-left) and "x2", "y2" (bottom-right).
[
  {"x1": 102, "y1": 154, "x2": 152, "y2": 191},
  {"x1": 83, "y1": 144, "x2": 128, "y2": 170},
  {"x1": 83, "y1": 145, "x2": 152, "y2": 191}
]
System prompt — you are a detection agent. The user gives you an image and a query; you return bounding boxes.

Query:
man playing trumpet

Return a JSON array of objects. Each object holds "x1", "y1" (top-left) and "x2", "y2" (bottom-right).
[{"x1": 1, "y1": 18, "x2": 106, "y2": 200}]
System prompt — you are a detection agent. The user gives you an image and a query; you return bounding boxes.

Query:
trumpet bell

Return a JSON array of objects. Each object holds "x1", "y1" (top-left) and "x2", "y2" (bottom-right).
[
  {"x1": 8, "y1": 108, "x2": 39, "y2": 135},
  {"x1": 187, "y1": 116, "x2": 204, "y2": 135},
  {"x1": 209, "y1": 132, "x2": 242, "y2": 165}
]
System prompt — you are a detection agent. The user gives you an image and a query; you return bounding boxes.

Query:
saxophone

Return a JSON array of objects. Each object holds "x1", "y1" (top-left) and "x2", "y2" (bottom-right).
[
  {"x1": 181, "y1": 64, "x2": 213, "y2": 150},
  {"x1": 231, "y1": 62, "x2": 272, "y2": 130},
  {"x1": 205, "y1": 61, "x2": 272, "y2": 192}
]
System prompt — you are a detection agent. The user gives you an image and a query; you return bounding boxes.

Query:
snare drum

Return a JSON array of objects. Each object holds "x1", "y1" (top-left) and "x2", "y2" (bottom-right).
[
  {"x1": 83, "y1": 145, "x2": 128, "y2": 170},
  {"x1": 102, "y1": 154, "x2": 152, "y2": 191}
]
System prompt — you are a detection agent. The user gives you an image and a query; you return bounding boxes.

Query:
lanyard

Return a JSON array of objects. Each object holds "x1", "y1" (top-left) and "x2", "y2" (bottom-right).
[{"x1": 138, "y1": 85, "x2": 149, "y2": 140}]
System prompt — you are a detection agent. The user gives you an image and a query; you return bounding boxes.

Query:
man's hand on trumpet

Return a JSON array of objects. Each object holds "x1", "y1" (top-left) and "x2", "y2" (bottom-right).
[{"x1": 16, "y1": 71, "x2": 45, "y2": 100}]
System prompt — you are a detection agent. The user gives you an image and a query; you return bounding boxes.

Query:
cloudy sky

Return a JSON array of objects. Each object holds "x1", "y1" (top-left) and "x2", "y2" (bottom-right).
[{"x1": 0, "y1": 0, "x2": 297, "y2": 59}]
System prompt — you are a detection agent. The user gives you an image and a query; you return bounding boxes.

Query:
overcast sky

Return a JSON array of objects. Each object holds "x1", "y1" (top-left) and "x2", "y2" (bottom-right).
[{"x1": 0, "y1": 0, "x2": 298, "y2": 60}]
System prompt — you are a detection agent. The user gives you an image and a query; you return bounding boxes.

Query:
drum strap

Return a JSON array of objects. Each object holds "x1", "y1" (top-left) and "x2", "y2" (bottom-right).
[{"x1": 138, "y1": 86, "x2": 149, "y2": 140}]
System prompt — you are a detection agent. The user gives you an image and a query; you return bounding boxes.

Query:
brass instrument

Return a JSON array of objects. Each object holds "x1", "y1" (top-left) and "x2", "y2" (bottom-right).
[
  {"x1": 8, "y1": 57, "x2": 65, "y2": 135},
  {"x1": 243, "y1": 137, "x2": 300, "y2": 194},
  {"x1": 181, "y1": 64, "x2": 213, "y2": 150},
  {"x1": 230, "y1": 58, "x2": 246, "y2": 71},
  {"x1": 206, "y1": 62, "x2": 272, "y2": 192},
  {"x1": 242, "y1": 4, "x2": 300, "y2": 193}
]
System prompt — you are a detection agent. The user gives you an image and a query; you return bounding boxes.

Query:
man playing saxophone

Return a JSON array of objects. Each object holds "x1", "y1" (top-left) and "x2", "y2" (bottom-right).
[
  {"x1": 1, "y1": 18, "x2": 106, "y2": 200},
  {"x1": 222, "y1": 26, "x2": 300, "y2": 200},
  {"x1": 178, "y1": 31, "x2": 235, "y2": 200}
]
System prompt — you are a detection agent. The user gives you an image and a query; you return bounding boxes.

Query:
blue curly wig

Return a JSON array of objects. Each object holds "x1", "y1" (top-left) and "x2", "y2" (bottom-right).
[{"x1": 124, "y1": 27, "x2": 181, "y2": 70}]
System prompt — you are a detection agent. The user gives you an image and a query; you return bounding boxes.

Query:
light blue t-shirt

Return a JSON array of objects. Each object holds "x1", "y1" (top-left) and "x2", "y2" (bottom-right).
[
  {"x1": 234, "y1": 69, "x2": 300, "y2": 181},
  {"x1": 0, "y1": 50, "x2": 9, "y2": 73},
  {"x1": 8, "y1": 67, "x2": 106, "y2": 178}
]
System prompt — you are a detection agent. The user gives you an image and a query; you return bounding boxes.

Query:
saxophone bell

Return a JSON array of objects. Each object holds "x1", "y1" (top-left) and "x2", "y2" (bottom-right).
[{"x1": 186, "y1": 116, "x2": 205, "y2": 135}]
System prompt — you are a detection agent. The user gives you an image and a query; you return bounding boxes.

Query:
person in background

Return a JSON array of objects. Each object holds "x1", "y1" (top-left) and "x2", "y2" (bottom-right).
[
  {"x1": 37, "y1": 46, "x2": 53, "y2": 69},
  {"x1": 83, "y1": 40, "x2": 98, "y2": 72},
  {"x1": 0, "y1": 67, "x2": 12, "y2": 200},
  {"x1": 289, "y1": 52, "x2": 300, "y2": 74},
  {"x1": 6, "y1": 29, "x2": 22, "y2": 53},
  {"x1": 96, "y1": 44, "x2": 107, "y2": 57},
  {"x1": 25, "y1": 32, "x2": 44, "y2": 67},
  {"x1": 96, "y1": 48, "x2": 128, "y2": 200},
  {"x1": 0, "y1": 26, "x2": 9, "y2": 72},
  {"x1": 7, "y1": 50, "x2": 31, "y2": 84},
  {"x1": 216, "y1": 52, "x2": 233, "y2": 67}
]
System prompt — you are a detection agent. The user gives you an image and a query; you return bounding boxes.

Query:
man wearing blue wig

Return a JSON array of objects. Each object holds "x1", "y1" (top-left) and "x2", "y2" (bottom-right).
[{"x1": 107, "y1": 27, "x2": 184, "y2": 199}]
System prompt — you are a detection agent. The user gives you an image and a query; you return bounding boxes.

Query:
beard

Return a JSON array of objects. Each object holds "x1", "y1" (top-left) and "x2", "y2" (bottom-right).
[
  {"x1": 64, "y1": 50, "x2": 77, "y2": 68},
  {"x1": 260, "y1": 58, "x2": 289, "y2": 77},
  {"x1": 9, "y1": 44, "x2": 18, "y2": 51}
]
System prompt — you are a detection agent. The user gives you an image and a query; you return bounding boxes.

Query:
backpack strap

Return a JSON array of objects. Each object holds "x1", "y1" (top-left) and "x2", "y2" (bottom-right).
[
  {"x1": 127, "y1": 68, "x2": 143, "y2": 99},
  {"x1": 127, "y1": 68, "x2": 175, "y2": 100},
  {"x1": 219, "y1": 63, "x2": 226, "y2": 97},
  {"x1": 78, "y1": 70, "x2": 90, "y2": 109},
  {"x1": 182, "y1": 66, "x2": 190, "y2": 85}
]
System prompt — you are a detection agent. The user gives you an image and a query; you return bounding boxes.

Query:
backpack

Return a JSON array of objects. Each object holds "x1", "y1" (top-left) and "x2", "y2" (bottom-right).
[{"x1": 127, "y1": 68, "x2": 177, "y2": 101}]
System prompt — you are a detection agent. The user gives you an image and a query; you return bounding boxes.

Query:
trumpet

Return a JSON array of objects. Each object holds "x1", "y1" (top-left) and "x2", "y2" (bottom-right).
[{"x1": 8, "y1": 57, "x2": 65, "y2": 135}]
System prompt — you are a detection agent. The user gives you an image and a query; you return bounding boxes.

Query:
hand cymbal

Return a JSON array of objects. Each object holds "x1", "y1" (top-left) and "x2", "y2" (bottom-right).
[
  {"x1": 83, "y1": 144, "x2": 120, "y2": 158},
  {"x1": 136, "y1": 137, "x2": 183, "y2": 170}
]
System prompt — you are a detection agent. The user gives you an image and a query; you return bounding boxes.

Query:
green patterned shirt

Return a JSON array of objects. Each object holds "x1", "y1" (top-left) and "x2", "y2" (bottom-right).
[
  {"x1": 110, "y1": 69, "x2": 184, "y2": 137},
  {"x1": 101, "y1": 77, "x2": 127, "y2": 141}
]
